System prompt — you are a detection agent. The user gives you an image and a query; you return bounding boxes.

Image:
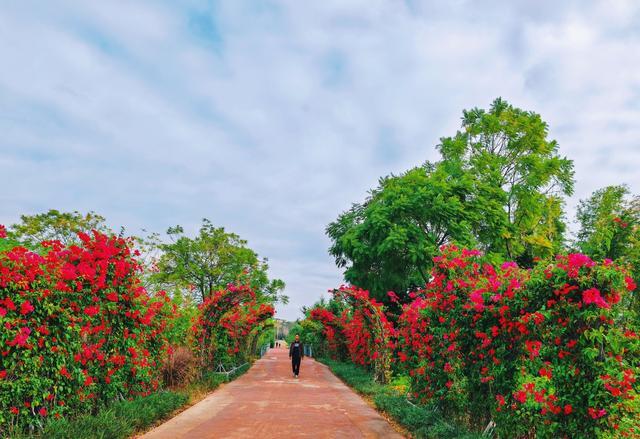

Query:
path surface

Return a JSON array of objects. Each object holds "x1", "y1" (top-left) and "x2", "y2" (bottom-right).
[{"x1": 142, "y1": 348, "x2": 403, "y2": 438}]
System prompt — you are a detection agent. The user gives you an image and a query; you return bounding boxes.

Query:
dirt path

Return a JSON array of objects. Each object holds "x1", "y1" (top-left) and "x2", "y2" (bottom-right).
[{"x1": 141, "y1": 348, "x2": 404, "y2": 438}]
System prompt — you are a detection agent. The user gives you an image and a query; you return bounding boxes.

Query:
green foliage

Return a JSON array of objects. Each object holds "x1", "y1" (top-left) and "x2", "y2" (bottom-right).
[
  {"x1": 327, "y1": 163, "x2": 477, "y2": 302},
  {"x1": 327, "y1": 98, "x2": 575, "y2": 303},
  {"x1": 8, "y1": 210, "x2": 110, "y2": 249},
  {"x1": 162, "y1": 292, "x2": 199, "y2": 348},
  {"x1": 152, "y1": 219, "x2": 286, "y2": 303}
]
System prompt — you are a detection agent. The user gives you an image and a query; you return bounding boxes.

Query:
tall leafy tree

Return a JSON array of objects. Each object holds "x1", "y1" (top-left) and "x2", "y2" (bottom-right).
[
  {"x1": 438, "y1": 97, "x2": 574, "y2": 265},
  {"x1": 152, "y1": 218, "x2": 286, "y2": 303},
  {"x1": 327, "y1": 98, "x2": 575, "y2": 303},
  {"x1": 327, "y1": 163, "x2": 477, "y2": 302}
]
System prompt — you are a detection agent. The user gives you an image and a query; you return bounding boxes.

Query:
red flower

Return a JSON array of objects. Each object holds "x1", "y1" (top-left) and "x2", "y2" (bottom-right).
[
  {"x1": 625, "y1": 276, "x2": 637, "y2": 292},
  {"x1": 39, "y1": 407, "x2": 47, "y2": 416},
  {"x1": 563, "y1": 404, "x2": 572, "y2": 415},
  {"x1": 588, "y1": 407, "x2": 606, "y2": 419},
  {"x1": 59, "y1": 366, "x2": 71, "y2": 379},
  {"x1": 0, "y1": 370, "x2": 6, "y2": 379},
  {"x1": 525, "y1": 340, "x2": 542, "y2": 358},
  {"x1": 582, "y1": 288, "x2": 610, "y2": 309},
  {"x1": 0, "y1": 224, "x2": 6, "y2": 239},
  {"x1": 60, "y1": 263, "x2": 77, "y2": 281},
  {"x1": 10, "y1": 406, "x2": 19, "y2": 415},
  {"x1": 84, "y1": 306, "x2": 100, "y2": 317},
  {"x1": 539, "y1": 368, "x2": 552, "y2": 379},
  {"x1": 20, "y1": 300, "x2": 35, "y2": 315},
  {"x1": 105, "y1": 292, "x2": 118, "y2": 302}
]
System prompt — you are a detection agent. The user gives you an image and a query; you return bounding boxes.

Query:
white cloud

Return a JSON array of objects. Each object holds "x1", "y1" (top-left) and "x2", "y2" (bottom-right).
[{"x1": 0, "y1": 0, "x2": 638, "y2": 320}]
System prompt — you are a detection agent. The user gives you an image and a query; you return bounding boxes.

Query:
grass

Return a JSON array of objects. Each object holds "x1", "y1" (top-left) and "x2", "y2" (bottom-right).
[
  {"x1": 14, "y1": 363, "x2": 252, "y2": 439},
  {"x1": 320, "y1": 358, "x2": 482, "y2": 439}
]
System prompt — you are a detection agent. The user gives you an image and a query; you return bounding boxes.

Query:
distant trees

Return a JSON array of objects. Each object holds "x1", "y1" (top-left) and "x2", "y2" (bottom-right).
[
  {"x1": 151, "y1": 218, "x2": 286, "y2": 303},
  {"x1": 7, "y1": 209, "x2": 110, "y2": 248}
]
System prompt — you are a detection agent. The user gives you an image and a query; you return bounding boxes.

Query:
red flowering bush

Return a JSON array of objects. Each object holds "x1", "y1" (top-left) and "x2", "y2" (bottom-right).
[
  {"x1": 218, "y1": 302, "x2": 275, "y2": 360},
  {"x1": 331, "y1": 286, "x2": 395, "y2": 383},
  {"x1": 192, "y1": 284, "x2": 274, "y2": 368},
  {"x1": 0, "y1": 231, "x2": 176, "y2": 433},
  {"x1": 396, "y1": 245, "x2": 639, "y2": 437},
  {"x1": 397, "y1": 246, "x2": 528, "y2": 423},
  {"x1": 502, "y1": 254, "x2": 639, "y2": 438},
  {"x1": 308, "y1": 307, "x2": 346, "y2": 360}
]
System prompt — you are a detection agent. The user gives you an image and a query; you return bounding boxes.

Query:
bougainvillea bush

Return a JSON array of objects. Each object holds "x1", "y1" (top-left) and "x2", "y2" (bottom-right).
[
  {"x1": 332, "y1": 286, "x2": 395, "y2": 383},
  {"x1": 504, "y1": 254, "x2": 639, "y2": 438},
  {"x1": 0, "y1": 231, "x2": 176, "y2": 434},
  {"x1": 396, "y1": 246, "x2": 529, "y2": 423},
  {"x1": 192, "y1": 284, "x2": 274, "y2": 369},
  {"x1": 396, "y1": 245, "x2": 639, "y2": 437},
  {"x1": 308, "y1": 306, "x2": 347, "y2": 361}
]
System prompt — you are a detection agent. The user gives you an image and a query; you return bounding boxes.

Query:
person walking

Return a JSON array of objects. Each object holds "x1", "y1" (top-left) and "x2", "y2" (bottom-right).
[{"x1": 289, "y1": 334, "x2": 304, "y2": 378}]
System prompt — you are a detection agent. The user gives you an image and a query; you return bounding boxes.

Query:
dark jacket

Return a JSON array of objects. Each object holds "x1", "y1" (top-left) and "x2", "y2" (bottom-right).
[{"x1": 289, "y1": 340, "x2": 304, "y2": 359}]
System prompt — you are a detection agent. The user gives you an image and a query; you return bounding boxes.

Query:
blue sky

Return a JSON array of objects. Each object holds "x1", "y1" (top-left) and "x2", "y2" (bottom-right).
[{"x1": 1, "y1": 1, "x2": 639, "y2": 320}]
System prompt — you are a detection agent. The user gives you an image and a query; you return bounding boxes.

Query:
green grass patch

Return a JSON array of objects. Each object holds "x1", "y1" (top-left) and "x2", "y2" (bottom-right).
[
  {"x1": 320, "y1": 358, "x2": 482, "y2": 439},
  {"x1": 40, "y1": 391, "x2": 188, "y2": 439}
]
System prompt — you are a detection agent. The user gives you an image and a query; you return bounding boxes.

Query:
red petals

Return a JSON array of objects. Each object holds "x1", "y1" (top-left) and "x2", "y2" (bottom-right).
[
  {"x1": 20, "y1": 300, "x2": 35, "y2": 315},
  {"x1": 83, "y1": 306, "x2": 100, "y2": 317},
  {"x1": 582, "y1": 288, "x2": 610, "y2": 309}
]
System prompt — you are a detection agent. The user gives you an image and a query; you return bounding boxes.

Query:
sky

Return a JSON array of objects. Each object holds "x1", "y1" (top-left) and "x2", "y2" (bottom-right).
[{"x1": 1, "y1": 1, "x2": 639, "y2": 320}]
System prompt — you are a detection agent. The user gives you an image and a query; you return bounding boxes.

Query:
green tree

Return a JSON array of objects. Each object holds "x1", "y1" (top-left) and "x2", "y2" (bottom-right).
[
  {"x1": 327, "y1": 98, "x2": 575, "y2": 303},
  {"x1": 575, "y1": 185, "x2": 639, "y2": 259},
  {"x1": 152, "y1": 218, "x2": 286, "y2": 303},
  {"x1": 575, "y1": 185, "x2": 640, "y2": 311},
  {"x1": 327, "y1": 163, "x2": 477, "y2": 302},
  {"x1": 8, "y1": 209, "x2": 110, "y2": 248},
  {"x1": 438, "y1": 97, "x2": 574, "y2": 265}
]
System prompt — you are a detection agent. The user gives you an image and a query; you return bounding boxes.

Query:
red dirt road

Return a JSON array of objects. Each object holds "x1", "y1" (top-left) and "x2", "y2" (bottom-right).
[{"x1": 142, "y1": 348, "x2": 404, "y2": 438}]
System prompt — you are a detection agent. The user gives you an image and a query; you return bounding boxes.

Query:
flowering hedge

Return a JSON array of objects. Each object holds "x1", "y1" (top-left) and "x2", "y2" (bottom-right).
[
  {"x1": 192, "y1": 284, "x2": 274, "y2": 368},
  {"x1": 395, "y1": 245, "x2": 639, "y2": 437},
  {"x1": 504, "y1": 254, "x2": 639, "y2": 437},
  {"x1": 318, "y1": 287, "x2": 394, "y2": 383},
  {"x1": 0, "y1": 231, "x2": 176, "y2": 434},
  {"x1": 308, "y1": 307, "x2": 346, "y2": 360}
]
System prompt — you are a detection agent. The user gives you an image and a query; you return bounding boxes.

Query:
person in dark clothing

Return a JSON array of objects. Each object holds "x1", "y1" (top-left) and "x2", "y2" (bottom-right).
[{"x1": 289, "y1": 334, "x2": 304, "y2": 378}]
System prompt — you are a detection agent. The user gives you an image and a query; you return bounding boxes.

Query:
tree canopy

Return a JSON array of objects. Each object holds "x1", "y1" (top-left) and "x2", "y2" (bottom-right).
[
  {"x1": 327, "y1": 98, "x2": 575, "y2": 303},
  {"x1": 152, "y1": 218, "x2": 286, "y2": 303},
  {"x1": 438, "y1": 97, "x2": 574, "y2": 264},
  {"x1": 327, "y1": 163, "x2": 477, "y2": 302}
]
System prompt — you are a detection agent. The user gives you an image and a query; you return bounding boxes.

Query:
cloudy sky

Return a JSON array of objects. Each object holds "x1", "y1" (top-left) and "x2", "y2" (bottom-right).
[{"x1": 1, "y1": 1, "x2": 639, "y2": 320}]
